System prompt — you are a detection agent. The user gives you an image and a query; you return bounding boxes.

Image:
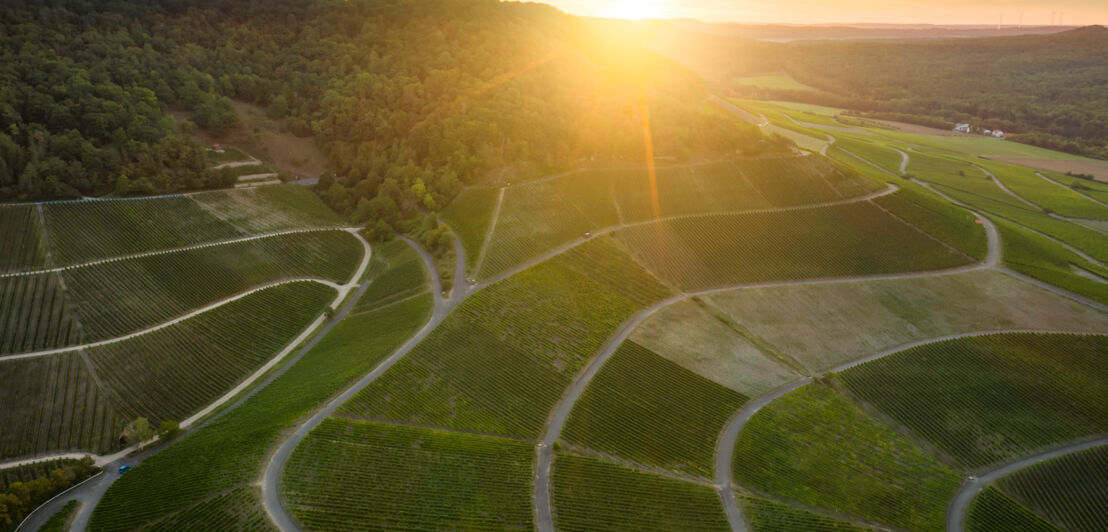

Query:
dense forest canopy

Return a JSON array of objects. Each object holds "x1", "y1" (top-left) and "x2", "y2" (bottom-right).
[
  {"x1": 0, "y1": 0, "x2": 782, "y2": 234},
  {"x1": 650, "y1": 24, "x2": 1108, "y2": 159}
]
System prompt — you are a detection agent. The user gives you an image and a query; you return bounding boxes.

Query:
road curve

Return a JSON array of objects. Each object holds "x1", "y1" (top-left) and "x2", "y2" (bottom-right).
[
  {"x1": 262, "y1": 234, "x2": 469, "y2": 532},
  {"x1": 895, "y1": 148, "x2": 909, "y2": 175},
  {"x1": 947, "y1": 436, "x2": 1108, "y2": 532}
]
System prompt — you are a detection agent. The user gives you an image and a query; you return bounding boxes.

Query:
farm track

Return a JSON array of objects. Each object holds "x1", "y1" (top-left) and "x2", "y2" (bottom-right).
[
  {"x1": 261, "y1": 235, "x2": 469, "y2": 532},
  {"x1": 478, "y1": 183, "x2": 899, "y2": 287},
  {"x1": 947, "y1": 436, "x2": 1108, "y2": 532},
  {"x1": 0, "y1": 226, "x2": 349, "y2": 278},
  {"x1": 895, "y1": 148, "x2": 909, "y2": 175},
  {"x1": 8, "y1": 230, "x2": 373, "y2": 532}
]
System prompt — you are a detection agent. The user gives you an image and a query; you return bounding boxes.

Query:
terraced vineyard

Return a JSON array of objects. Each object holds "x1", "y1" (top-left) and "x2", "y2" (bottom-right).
[
  {"x1": 284, "y1": 419, "x2": 534, "y2": 531},
  {"x1": 552, "y1": 453, "x2": 730, "y2": 532},
  {"x1": 840, "y1": 333, "x2": 1108, "y2": 467},
  {"x1": 191, "y1": 185, "x2": 345, "y2": 234},
  {"x1": 992, "y1": 444, "x2": 1108, "y2": 532},
  {"x1": 0, "y1": 272, "x2": 82, "y2": 354},
  {"x1": 732, "y1": 384, "x2": 961, "y2": 531},
  {"x1": 562, "y1": 341, "x2": 748, "y2": 477},
  {"x1": 616, "y1": 200, "x2": 973, "y2": 290},
  {"x1": 0, "y1": 205, "x2": 46, "y2": 272}
]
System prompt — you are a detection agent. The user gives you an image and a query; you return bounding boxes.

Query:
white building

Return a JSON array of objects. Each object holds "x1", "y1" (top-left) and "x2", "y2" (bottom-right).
[{"x1": 954, "y1": 123, "x2": 971, "y2": 133}]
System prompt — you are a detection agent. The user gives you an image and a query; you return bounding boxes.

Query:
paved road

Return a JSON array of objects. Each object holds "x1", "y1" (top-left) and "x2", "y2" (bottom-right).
[
  {"x1": 11, "y1": 232, "x2": 373, "y2": 532},
  {"x1": 262, "y1": 235, "x2": 470, "y2": 531},
  {"x1": 947, "y1": 436, "x2": 1108, "y2": 532}
]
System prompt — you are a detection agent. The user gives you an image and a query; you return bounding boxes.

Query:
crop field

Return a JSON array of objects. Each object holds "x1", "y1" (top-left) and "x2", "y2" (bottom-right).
[
  {"x1": 351, "y1": 239, "x2": 428, "y2": 314},
  {"x1": 740, "y1": 497, "x2": 873, "y2": 532},
  {"x1": 41, "y1": 197, "x2": 243, "y2": 265},
  {"x1": 834, "y1": 134, "x2": 905, "y2": 175},
  {"x1": 873, "y1": 187, "x2": 988, "y2": 259},
  {"x1": 977, "y1": 160, "x2": 1108, "y2": 220},
  {"x1": 142, "y1": 486, "x2": 270, "y2": 532},
  {"x1": 190, "y1": 185, "x2": 345, "y2": 234},
  {"x1": 86, "y1": 281, "x2": 334, "y2": 425},
  {"x1": 993, "y1": 444, "x2": 1108, "y2": 532},
  {"x1": 630, "y1": 298, "x2": 799, "y2": 395},
  {"x1": 840, "y1": 333, "x2": 1108, "y2": 468},
  {"x1": 994, "y1": 218, "x2": 1108, "y2": 305},
  {"x1": 340, "y1": 248, "x2": 668, "y2": 437},
  {"x1": 735, "y1": 72, "x2": 820, "y2": 92},
  {"x1": 616, "y1": 201, "x2": 972, "y2": 291},
  {"x1": 60, "y1": 230, "x2": 360, "y2": 342},
  {"x1": 552, "y1": 453, "x2": 729, "y2": 532},
  {"x1": 965, "y1": 487, "x2": 1059, "y2": 532},
  {"x1": 0, "y1": 351, "x2": 125, "y2": 458},
  {"x1": 733, "y1": 155, "x2": 881, "y2": 205},
  {"x1": 0, "y1": 272, "x2": 82, "y2": 354},
  {"x1": 439, "y1": 187, "x2": 499, "y2": 273},
  {"x1": 89, "y1": 295, "x2": 432, "y2": 531},
  {"x1": 562, "y1": 341, "x2": 748, "y2": 477},
  {"x1": 708, "y1": 269, "x2": 1108, "y2": 370},
  {"x1": 0, "y1": 205, "x2": 46, "y2": 273},
  {"x1": 732, "y1": 384, "x2": 961, "y2": 531},
  {"x1": 283, "y1": 419, "x2": 533, "y2": 531}
]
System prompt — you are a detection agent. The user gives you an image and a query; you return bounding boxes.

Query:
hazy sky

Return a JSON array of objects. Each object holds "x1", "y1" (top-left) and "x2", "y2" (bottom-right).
[{"x1": 540, "y1": 0, "x2": 1108, "y2": 25}]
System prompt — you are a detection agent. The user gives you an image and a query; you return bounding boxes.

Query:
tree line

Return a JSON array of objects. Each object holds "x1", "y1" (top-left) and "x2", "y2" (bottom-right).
[{"x1": 0, "y1": 457, "x2": 97, "y2": 531}]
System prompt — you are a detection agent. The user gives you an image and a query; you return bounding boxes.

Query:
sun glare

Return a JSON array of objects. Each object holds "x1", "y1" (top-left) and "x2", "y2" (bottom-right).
[{"x1": 599, "y1": 0, "x2": 665, "y2": 20}]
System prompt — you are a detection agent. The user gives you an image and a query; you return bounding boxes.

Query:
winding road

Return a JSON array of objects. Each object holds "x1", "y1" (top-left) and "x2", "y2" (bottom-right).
[{"x1": 947, "y1": 436, "x2": 1108, "y2": 532}]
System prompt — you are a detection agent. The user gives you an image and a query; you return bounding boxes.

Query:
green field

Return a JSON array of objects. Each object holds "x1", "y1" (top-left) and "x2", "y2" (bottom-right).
[
  {"x1": 965, "y1": 487, "x2": 1060, "y2": 532},
  {"x1": 439, "y1": 186, "x2": 499, "y2": 273},
  {"x1": 994, "y1": 218, "x2": 1108, "y2": 305},
  {"x1": 735, "y1": 73, "x2": 820, "y2": 92},
  {"x1": 350, "y1": 238, "x2": 428, "y2": 314},
  {"x1": 994, "y1": 444, "x2": 1108, "y2": 532},
  {"x1": 616, "y1": 201, "x2": 973, "y2": 291},
  {"x1": 562, "y1": 341, "x2": 748, "y2": 478},
  {"x1": 284, "y1": 419, "x2": 533, "y2": 531},
  {"x1": 0, "y1": 205, "x2": 46, "y2": 273},
  {"x1": 732, "y1": 383, "x2": 961, "y2": 531},
  {"x1": 977, "y1": 159, "x2": 1108, "y2": 220},
  {"x1": 873, "y1": 186, "x2": 988, "y2": 259},
  {"x1": 552, "y1": 453, "x2": 730, "y2": 531},
  {"x1": 89, "y1": 294, "x2": 432, "y2": 531},
  {"x1": 0, "y1": 272, "x2": 82, "y2": 354},
  {"x1": 740, "y1": 497, "x2": 874, "y2": 532},
  {"x1": 190, "y1": 185, "x2": 345, "y2": 234},
  {"x1": 841, "y1": 333, "x2": 1108, "y2": 468},
  {"x1": 340, "y1": 243, "x2": 669, "y2": 437}
]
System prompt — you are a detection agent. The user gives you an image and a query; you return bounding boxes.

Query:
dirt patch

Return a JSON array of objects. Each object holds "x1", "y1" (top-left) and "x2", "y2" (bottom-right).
[
  {"x1": 995, "y1": 157, "x2": 1108, "y2": 183},
  {"x1": 182, "y1": 101, "x2": 329, "y2": 179}
]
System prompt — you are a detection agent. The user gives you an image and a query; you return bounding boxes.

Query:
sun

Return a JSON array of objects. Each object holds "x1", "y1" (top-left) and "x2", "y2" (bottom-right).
[{"x1": 598, "y1": 0, "x2": 667, "y2": 20}]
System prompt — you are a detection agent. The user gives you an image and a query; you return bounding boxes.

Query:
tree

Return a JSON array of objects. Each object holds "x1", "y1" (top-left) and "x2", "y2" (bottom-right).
[
  {"x1": 157, "y1": 420, "x2": 180, "y2": 440},
  {"x1": 129, "y1": 418, "x2": 154, "y2": 443}
]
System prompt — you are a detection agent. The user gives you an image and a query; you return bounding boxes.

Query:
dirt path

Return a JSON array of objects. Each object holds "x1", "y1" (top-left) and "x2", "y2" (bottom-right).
[
  {"x1": 895, "y1": 148, "x2": 909, "y2": 175},
  {"x1": 472, "y1": 187, "x2": 505, "y2": 277},
  {"x1": 947, "y1": 437, "x2": 1108, "y2": 532},
  {"x1": 261, "y1": 235, "x2": 469, "y2": 532}
]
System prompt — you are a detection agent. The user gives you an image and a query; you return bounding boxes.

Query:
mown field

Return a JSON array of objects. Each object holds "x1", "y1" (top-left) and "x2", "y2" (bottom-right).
[
  {"x1": 840, "y1": 333, "x2": 1108, "y2": 468},
  {"x1": 992, "y1": 444, "x2": 1108, "y2": 532},
  {"x1": 732, "y1": 384, "x2": 961, "y2": 532},
  {"x1": 339, "y1": 237, "x2": 671, "y2": 438},
  {"x1": 562, "y1": 341, "x2": 747, "y2": 478},
  {"x1": 552, "y1": 453, "x2": 730, "y2": 532},
  {"x1": 89, "y1": 294, "x2": 433, "y2": 531},
  {"x1": 284, "y1": 419, "x2": 533, "y2": 531}
]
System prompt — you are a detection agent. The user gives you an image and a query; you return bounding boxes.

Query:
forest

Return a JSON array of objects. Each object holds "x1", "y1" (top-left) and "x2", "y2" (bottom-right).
[
  {"x1": 0, "y1": 0, "x2": 782, "y2": 234},
  {"x1": 650, "y1": 24, "x2": 1108, "y2": 159}
]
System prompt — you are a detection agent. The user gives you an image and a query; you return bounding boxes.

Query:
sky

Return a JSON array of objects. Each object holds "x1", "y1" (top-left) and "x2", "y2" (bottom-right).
[{"x1": 539, "y1": 0, "x2": 1108, "y2": 26}]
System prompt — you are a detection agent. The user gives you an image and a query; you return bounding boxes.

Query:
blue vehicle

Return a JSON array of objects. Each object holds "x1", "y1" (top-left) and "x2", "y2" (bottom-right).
[{"x1": 118, "y1": 465, "x2": 132, "y2": 474}]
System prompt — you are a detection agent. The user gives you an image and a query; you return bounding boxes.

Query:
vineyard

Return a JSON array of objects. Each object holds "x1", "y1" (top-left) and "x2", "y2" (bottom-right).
[
  {"x1": 615, "y1": 201, "x2": 972, "y2": 291},
  {"x1": 0, "y1": 205, "x2": 46, "y2": 273},
  {"x1": 993, "y1": 444, "x2": 1108, "y2": 532},
  {"x1": 707, "y1": 269, "x2": 1108, "y2": 370},
  {"x1": 965, "y1": 487, "x2": 1059, "y2": 532},
  {"x1": 840, "y1": 333, "x2": 1108, "y2": 467},
  {"x1": 190, "y1": 185, "x2": 345, "y2": 234},
  {"x1": 439, "y1": 187, "x2": 499, "y2": 273},
  {"x1": 351, "y1": 239, "x2": 428, "y2": 314},
  {"x1": 0, "y1": 272, "x2": 82, "y2": 354},
  {"x1": 283, "y1": 419, "x2": 533, "y2": 531},
  {"x1": 740, "y1": 497, "x2": 873, "y2": 532},
  {"x1": 976, "y1": 159, "x2": 1108, "y2": 220},
  {"x1": 872, "y1": 186, "x2": 987, "y2": 259},
  {"x1": 0, "y1": 457, "x2": 81, "y2": 491},
  {"x1": 732, "y1": 383, "x2": 961, "y2": 531},
  {"x1": 551, "y1": 453, "x2": 729, "y2": 532},
  {"x1": 340, "y1": 244, "x2": 669, "y2": 437},
  {"x1": 88, "y1": 295, "x2": 433, "y2": 531},
  {"x1": 561, "y1": 341, "x2": 748, "y2": 478}
]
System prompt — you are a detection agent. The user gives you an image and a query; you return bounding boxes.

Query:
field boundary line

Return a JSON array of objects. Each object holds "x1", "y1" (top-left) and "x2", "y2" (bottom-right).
[
  {"x1": 947, "y1": 436, "x2": 1108, "y2": 532},
  {"x1": 472, "y1": 187, "x2": 505, "y2": 277},
  {"x1": 558, "y1": 442, "x2": 716, "y2": 488},
  {"x1": 0, "y1": 226, "x2": 351, "y2": 278}
]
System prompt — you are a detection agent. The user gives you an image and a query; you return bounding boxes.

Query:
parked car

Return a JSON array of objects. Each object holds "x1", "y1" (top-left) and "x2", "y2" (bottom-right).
[{"x1": 119, "y1": 465, "x2": 132, "y2": 474}]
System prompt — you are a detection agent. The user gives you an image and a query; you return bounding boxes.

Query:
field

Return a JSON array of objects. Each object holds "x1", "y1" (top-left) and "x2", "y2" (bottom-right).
[
  {"x1": 740, "y1": 497, "x2": 874, "y2": 532},
  {"x1": 630, "y1": 298, "x2": 800, "y2": 395},
  {"x1": 732, "y1": 384, "x2": 962, "y2": 531},
  {"x1": 994, "y1": 218, "x2": 1108, "y2": 305},
  {"x1": 0, "y1": 272, "x2": 82, "y2": 354},
  {"x1": 872, "y1": 186, "x2": 988, "y2": 259},
  {"x1": 340, "y1": 242, "x2": 669, "y2": 437},
  {"x1": 0, "y1": 205, "x2": 46, "y2": 273},
  {"x1": 0, "y1": 458, "x2": 81, "y2": 491},
  {"x1": 89, "y1": 294, "x2": 432, "y2": 531},
  {"x1": 439, "y1": 187, "x2": 499, "y2": 273},
  {"x1": 708, "y1": 269, "x2": 1108, "y2": 370},
  {"x1": 840, "y1": 333, "x2": 1108, "y2": 468},
  {"x1": 965, "y1": 487, "x2": 1059, "y2": 532},
  {"x1": 283, "y1": 419, "x2": 533, "y2": 531},
  {"x1": 551, "y1": 453, "x2": 730, "y2": 532},
  {"x1": 994, "y1": 444, "x2": 1108, "y2": 532},
  {"x1": 735, "y1": 73, "x2": 820, "y2": 92},
  {"x1": 190, "y1": 185, "x2": 345, "y2": 233},
  {"x1": 615, "y1": 201, "x2": 973, "y2": 291},
  {"x1": 976, "y1": 159, "x2": 1108, "y2": 220},
  {"x1": 350, "y1": 239, "x2": 428, "y2": 314},
  {"x1": 561, "y1": 341, "x2": 748, "y2": 478}
]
